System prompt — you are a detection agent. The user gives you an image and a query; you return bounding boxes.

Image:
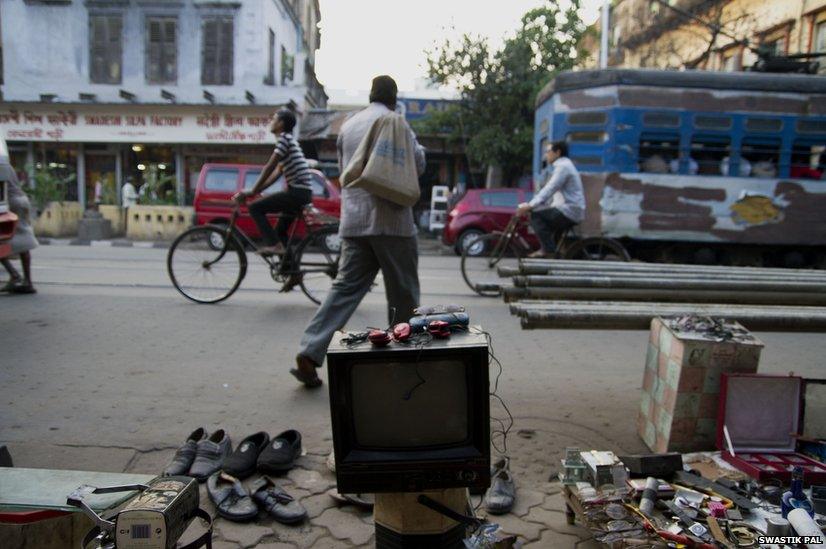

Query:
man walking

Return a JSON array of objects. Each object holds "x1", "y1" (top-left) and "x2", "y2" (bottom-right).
[
  {"x1": 292, "y1": 75, "x2": 426, "y2": 387},
  {"x1": 516, "y1": 141, "x2": 585, "y2": 258}
]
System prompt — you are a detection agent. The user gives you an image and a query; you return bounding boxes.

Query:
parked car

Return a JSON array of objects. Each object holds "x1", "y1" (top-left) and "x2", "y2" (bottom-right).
[
  {"x1": 442, "y1": 188, "x2": 537, "y2": 255},
  {"x1": 0, "y1": 138, "x2": 19, "y2": 260},
  {"x1": 193, "y1": 163, "x2": 341, "y2": 249}
]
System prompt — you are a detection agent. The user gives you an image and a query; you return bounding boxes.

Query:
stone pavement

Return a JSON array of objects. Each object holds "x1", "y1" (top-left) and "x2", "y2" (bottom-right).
[{"x1": 134, "y1": 445, "x2": 602, "y2": 548}]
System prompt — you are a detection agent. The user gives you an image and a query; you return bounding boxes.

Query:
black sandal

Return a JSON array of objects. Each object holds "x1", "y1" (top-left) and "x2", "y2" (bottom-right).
[
  {"x1": 1, "y1": 279, "x2": 23, "y2": 293},
  {"x1": 289, "y1": 368, "x2": 322, "y2": 388},
  {"x1": 10, "y1": 284, "x2": 36, "y2": 294}
]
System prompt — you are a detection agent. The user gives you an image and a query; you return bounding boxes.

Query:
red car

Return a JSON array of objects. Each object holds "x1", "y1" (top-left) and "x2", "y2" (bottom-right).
[
  {"x1": 442, "y1": 188, "x2": 537, "y2": 255},
  {"x1": 194, "y1": 163, "x2": 340, "y2": 246}
]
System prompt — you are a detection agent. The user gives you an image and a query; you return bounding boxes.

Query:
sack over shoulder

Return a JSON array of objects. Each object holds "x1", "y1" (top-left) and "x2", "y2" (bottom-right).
[{"x1": 341, "y1": 113, "x2": 421, "y2": 207}]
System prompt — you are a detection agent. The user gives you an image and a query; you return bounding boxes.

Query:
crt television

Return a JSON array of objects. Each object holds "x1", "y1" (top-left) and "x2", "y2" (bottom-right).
[{"x1": 327, "y1": 329, "x2": 490, "y2": 493}]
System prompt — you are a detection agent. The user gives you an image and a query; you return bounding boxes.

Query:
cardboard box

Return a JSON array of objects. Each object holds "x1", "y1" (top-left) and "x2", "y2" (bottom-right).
[{"x1": 638, "y1": 317, "x2": 763, "y2": 453}]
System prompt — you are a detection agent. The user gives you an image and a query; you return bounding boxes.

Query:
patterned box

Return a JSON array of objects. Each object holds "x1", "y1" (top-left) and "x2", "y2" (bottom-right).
[{"x1": 638, "y1": 317, "x2": 763, "y2": 453}]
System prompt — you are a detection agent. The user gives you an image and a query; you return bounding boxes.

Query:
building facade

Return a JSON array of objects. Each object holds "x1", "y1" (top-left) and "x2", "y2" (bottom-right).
[
  {"x1": 593, "y1": 0, "x2": 826, "y2": 72},
  {"x1": 0, "y1": 0, "x2": 325, "y2": 206}
]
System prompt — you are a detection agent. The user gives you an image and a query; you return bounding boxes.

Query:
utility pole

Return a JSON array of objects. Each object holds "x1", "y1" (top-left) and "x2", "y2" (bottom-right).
[{"x1": 600, "y1": 0, "x2": 610, "y2": 68}]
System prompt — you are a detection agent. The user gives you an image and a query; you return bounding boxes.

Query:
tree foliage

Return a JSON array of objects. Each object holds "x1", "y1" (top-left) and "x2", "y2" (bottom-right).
[{"x1": 419, "y1": 1, "x2": 584, "y2": 183}]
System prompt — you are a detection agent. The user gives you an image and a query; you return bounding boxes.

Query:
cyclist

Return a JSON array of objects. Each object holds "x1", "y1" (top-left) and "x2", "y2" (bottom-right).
[
  {"x1": 516, "y1": 141, "x2": 585, "y2": 258},
  {"x1": 234, "y1": 109, "x2": 312, "y2": 290}
]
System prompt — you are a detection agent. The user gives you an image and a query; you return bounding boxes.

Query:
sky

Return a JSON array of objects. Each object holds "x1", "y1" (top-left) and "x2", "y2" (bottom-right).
[{"x1": 315, "y1": 0, "x2": 603, "y2": 101}]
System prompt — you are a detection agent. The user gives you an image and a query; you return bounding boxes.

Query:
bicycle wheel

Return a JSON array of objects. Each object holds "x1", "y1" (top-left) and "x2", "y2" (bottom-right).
[
  {"x1": 564, "y1": 237, "x2": 630, "y2": 261},
  {"x1": 167, "y1": 225, "x2": 247, "y2": 304},
  {"x1": 461, "y1": 233, "x2": 524, "y2": 297},
  {"x1": 294, "y1": 226, "x2": 341, "y2": 304}
]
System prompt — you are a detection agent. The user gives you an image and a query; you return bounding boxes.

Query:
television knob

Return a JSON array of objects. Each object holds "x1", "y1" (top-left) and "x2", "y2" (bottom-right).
[{"x1": 461, "y1": 470, "x2": 477, "y2": 482}]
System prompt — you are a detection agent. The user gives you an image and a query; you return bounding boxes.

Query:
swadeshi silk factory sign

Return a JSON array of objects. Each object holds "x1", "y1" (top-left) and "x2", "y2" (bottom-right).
[{"x1": 0, "y1": 104, "x2": 282, "y2": 144}]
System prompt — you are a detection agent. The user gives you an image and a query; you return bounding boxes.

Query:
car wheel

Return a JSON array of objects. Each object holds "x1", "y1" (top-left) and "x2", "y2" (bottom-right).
[{"x1": 457, "y1": 229, "x2": 485, "y2": 256}]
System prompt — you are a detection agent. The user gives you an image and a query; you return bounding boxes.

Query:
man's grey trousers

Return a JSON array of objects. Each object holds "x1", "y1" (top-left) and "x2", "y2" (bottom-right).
[{"x1": 298, "y1": 235, "x2": 420, "y2": 366}]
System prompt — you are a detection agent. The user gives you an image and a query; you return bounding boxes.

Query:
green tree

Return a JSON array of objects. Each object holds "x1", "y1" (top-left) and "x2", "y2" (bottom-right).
[
  {"x1": 420, "y1": 1, "x2": 584, "y2": 184},
  {"x1": 24, "y1": 165, "x2": 76, "y2": 211}
]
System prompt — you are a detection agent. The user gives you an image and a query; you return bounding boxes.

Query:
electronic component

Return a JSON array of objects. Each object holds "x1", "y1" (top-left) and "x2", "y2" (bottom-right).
[
  {"x1": 392, "y1": 323, "x2": 411, "y2": 342},
  {"x1": 368, "y1": 329, "x2": 392, "y2": 347},
  {"x1": 560, "y1": 447, "x2": 586, "y2": 485},
  {"x1": 67, "y1": 476, "x2": 211, "y2": 549},
  {"x1": 427, "y1": 320, "x2": 451, "y2": 339},
  {"x1": 673, "y1": 471, "x2": 758, "y2": 511},
  {"x1": 619, "y1": 453, "x2": 683, "y2": 478},
  {"x1": 580, "y1": 451, "x2": 626, "y2": 489}
]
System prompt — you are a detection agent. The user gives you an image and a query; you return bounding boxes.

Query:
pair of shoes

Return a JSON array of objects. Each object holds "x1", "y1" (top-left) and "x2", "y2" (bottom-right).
[
  {"x1": 484, "y1": 457, "x2": 516, "y2": 515},
  {"x1": 290, "y1": 355, "x2": 322, "y2": 389},
  {"x1": 163, "y1": 428, "x2": 232, "y2": 481},
  {"x1": 223, "y1": 430, "x2": 302, "y2": 477},
  {"x1": 256, "y1": 243, "x2": 286, "y2": 256},
  {"x1": 206, "y1": 473, "x2": 307, "y2": 524},
  {"x1": 279, "y1": 274, "x2": 303, "y2": 293},
  {"x1": 527, "y1": 250, "x2": 550, "y2": 259}
]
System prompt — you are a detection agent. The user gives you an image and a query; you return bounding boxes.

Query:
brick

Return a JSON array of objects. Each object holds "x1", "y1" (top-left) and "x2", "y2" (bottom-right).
[
  {"x1": 733, "y1": 345, "x2": 761, "y2": 372},
  {"x1": 645, "y1": 343, "x2": 658, "y2": 372},
  {"x1": 658, "y1": 325, "x2": 673, "y2": 357},
  {"x1": 677, "y1": 366, "x2": 706, "y2": 393},
  {"x1": 710, "y1": 344, "x2": 736, "y2": 369},
  {"x1": 665, "y1": 359, "x2": 682, "y2": 390},
  {"x1": 643, "y1": 367, "x2": 655, "y2": 392},
  {"x1": 699, "y1": 393, "x2": 719, "y2": 419},
  {"x1": 703, "y1": 367, "x2": 723, "y2": 394},
  {"x1": 661, "y1": 385, "x2": 677, "y2": 413},
  {"x1": 640, "y1": 392, "x2": 651, "y2": 418},
  {"x1": 672, "y1": 394, "x2": 700, "y2": 419}
]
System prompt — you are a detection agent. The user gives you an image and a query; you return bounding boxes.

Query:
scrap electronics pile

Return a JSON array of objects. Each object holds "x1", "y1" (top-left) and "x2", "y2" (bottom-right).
[
  {"x1": 559, "y1": 449, "x2": 826, "y2": 548},
  {"x1": 497, "y1": 259, "x2": 826, "y2": 331}
]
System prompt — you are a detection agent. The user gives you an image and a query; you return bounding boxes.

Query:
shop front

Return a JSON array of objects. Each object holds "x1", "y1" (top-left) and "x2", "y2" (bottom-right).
[{"x1": 0, "y1": 104, "x2": 283, "y2": 208}]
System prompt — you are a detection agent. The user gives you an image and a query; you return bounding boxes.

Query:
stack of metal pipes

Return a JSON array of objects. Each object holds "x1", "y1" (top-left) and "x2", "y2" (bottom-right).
[{"x1": 498, "y1": 259, "x2": 826, "y2": 331}]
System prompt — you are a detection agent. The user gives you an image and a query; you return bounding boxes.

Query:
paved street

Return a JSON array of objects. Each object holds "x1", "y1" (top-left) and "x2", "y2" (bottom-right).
[{"x1": 2, "y1": 244, "x2": 825, "y2": 547}]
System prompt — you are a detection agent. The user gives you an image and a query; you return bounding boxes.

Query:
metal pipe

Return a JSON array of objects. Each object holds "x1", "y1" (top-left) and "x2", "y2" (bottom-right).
[
  {"x1": 509, "y1": 300, "x2": 826, "y2": 315},
  {"x1": 516, "y1": 265, "x2": 826, "y2": 282},
  {"x1": 515, "y1": 275, "x2": 826, "y2": 293},
  {"x1": 499, "y1": 266, "x2": 826, "y2": 283},
  {"x1": 502, "y1": 286, "x2": 826, "y2": 306},
  {"x1": 516, "y1": 307, "x2": 826, "y2": 331},
  {"x1": 519, "y1": 258, "x2": 826, "y2": 276}
]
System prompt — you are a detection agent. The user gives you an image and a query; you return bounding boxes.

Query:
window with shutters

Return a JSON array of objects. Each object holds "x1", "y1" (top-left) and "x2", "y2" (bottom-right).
[
  {"x1": 146, "y1": 17, "x2": 177, "y2": 84},
  {"x1": 89, "y1": 14, "x2": 123, "y2": 84},
  {"x1": 201, "y1": 16, "x2": 234, "y2": 85},
  {"x1": 265, "y1": 29, "x2": 276, "y2": 85}
]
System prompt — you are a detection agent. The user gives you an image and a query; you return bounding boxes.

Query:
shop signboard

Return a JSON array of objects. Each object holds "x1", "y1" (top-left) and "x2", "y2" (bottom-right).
[{"x1": 0, "y1": 104, "x2": 282, "y2": 144}]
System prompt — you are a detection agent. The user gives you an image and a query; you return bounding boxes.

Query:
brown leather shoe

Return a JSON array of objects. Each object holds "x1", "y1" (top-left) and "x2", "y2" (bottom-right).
[
  {"x1": 280, "y1": 274, "x2": 303, "y2": 293},
  {"x1": 291, "y1": 355, "x2": 322, "y2": 388}
]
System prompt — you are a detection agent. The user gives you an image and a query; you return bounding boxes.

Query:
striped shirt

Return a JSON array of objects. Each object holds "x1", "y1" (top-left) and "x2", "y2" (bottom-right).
[{"x1": 275, "y1": 132, "x2": 312, "y2": 191}]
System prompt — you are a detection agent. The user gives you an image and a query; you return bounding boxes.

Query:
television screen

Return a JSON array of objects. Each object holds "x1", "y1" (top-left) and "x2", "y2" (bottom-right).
[{"x1": 350, "y1": 359, "x2": 469, "y2": 448}]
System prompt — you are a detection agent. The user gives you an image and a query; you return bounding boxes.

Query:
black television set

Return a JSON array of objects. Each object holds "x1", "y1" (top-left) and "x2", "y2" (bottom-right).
[{"x1": 327, "y1": 329, "x2": 490, "y2": 493}]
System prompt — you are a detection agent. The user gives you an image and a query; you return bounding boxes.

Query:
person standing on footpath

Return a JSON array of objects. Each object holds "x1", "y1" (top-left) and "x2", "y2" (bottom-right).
[
  {"x1": 291, "y1": 75, "x2": 426, "y2": 388},
  {"x1": 1, "y1": 173, "x2": 38, "y2": 294}
]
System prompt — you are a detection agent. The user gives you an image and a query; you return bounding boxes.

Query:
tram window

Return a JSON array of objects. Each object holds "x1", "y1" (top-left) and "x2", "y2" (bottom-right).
[
  {"x1": 567, "y1": 131, "x2": 606, "y2": 143},
  {"x1": 639, "y1": 133, "x2": 678, "y2": 173},
  {"x1": 695, "y1": 115, "x2": 732, "y2": 130},
  {"x1": 642, "y1": 112, "x2": 680, "y2": 128},
  {"x1": 797, "y1": 119, "x2": 826, "y2": 134},
  {"x1": 568, "y1": 111, "x2": 607, "y2": 126},
  {"x1": 791, "y1": 141, "x2": 826, "y2": 180},
  {"x1": 746, "y1": 118, "x2": 783, "y2": 132},
  {"x1": 742, "y1": 137, "x2": 780, "y2": 178},
  {"x1": 690, "y1": 136, "x2": 731, "y2": 175},
  {"x1": 572, "y1": 156, "x2": 603, "y2": 166}
]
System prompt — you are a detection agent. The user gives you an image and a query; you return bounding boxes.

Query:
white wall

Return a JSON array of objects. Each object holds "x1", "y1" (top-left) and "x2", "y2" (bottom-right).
[{"x1": 0, "y1": 0, "x2": 311, "y2": 108}]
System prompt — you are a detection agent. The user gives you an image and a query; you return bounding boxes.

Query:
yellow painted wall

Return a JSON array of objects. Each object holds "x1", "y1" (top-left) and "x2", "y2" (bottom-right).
[
  {"x1": 99, "y1": 205, "x2": 125, "y2": 236},
  {"x1": 125, "y1": 205, "x2": 194, "y2": 241},
  {"x1": 33, "y1": 201, "x2": 83, "y2": 237}
]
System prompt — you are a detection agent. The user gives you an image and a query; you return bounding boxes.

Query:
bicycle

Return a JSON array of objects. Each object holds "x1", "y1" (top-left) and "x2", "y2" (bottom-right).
[
  {"x1": 460, "y1": 213, "x2": 630, "y2": 296},
  {"x1": 167, "y1": 201, "x2": 341, "y2": 305}
]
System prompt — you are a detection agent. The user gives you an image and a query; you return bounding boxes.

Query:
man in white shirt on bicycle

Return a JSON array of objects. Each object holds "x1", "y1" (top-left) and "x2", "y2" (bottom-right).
[{"x1": 516, "y1": 141, "x2": 585, "y2": 258}]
